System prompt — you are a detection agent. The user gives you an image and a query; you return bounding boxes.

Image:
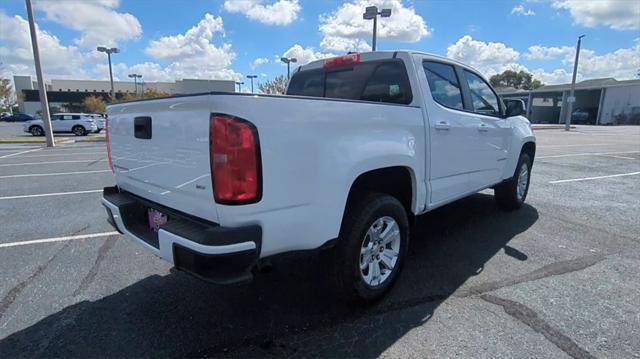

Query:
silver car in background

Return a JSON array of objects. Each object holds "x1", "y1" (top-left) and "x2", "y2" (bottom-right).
[{"x1": 24, "y1": 113, "x2": 98, "y2": 136}]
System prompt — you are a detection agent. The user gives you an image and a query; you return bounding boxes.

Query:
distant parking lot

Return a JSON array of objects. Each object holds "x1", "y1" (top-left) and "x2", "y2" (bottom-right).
[
  {"x1": 0, "y1": 126, "x2": 639, "y2": 357},
  {"x1": 0, "y1": 122, "x2": 104, "y2": 141}
]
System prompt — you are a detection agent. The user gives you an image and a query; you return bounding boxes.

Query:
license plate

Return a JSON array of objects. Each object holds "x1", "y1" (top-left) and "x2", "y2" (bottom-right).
[{"x1": 147, "y1": 208, "x2": 168, "y2": 232}]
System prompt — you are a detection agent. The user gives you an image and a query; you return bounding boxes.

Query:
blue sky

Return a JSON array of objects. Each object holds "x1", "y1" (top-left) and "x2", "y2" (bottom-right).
[{"x1": 1, "y1": 0, "x2": 638, "y2": 87}]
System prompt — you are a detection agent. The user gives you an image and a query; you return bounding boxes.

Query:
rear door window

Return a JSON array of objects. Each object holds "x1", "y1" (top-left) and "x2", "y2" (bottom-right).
[{"x1": 422, "y1": 61, "x2": 464, "y2": 110}]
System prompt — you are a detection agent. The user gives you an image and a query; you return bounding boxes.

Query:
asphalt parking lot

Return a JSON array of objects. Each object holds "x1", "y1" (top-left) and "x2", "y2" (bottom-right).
[{"x1": 0, "y1": 126, "x2": 639, "y2": 358}]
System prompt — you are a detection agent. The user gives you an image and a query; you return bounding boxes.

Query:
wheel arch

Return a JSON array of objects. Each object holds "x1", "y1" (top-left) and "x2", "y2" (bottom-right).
[{"x1": 341, "y1": 166, "x2": 416, "y2": 231}]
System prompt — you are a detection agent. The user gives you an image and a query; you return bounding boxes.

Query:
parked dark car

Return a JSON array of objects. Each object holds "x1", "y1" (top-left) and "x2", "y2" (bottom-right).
[
  {"x1": 2, "y1": 113, "x2": 36, "y2": 122},
  {"x1": 571, "y1": 107, "x2": 598, "y2": 125}
]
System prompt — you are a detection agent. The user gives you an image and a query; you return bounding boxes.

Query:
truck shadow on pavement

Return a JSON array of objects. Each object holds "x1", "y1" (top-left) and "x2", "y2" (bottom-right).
[{"x1": 0, "y1": 193, "x2": 538, "y2": 358}]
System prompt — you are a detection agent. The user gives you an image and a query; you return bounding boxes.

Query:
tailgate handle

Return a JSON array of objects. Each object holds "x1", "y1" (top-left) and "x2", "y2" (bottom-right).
[{"x1": 134, "y1": 117, "x2": 152, "y2": 139}]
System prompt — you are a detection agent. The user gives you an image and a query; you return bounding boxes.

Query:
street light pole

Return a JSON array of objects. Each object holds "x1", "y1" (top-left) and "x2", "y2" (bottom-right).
[
  {"x1": 128, "y1": 74, "x2": 142, "y2": 95},
  {"x1": 363, "y1": 6, "x2": 391, "y2": 51},
  {"x1": 25, "y1": 0, "x2": 54, "y2": 147},
  {"x1": 235, "y1": 81, "x2": 244, "y2": 92},
  {"x1": 97, "y1": 46, "x2": 119, "y2": 98},
  {"x1": 565, "y1": 35, "x2": 585, "y2": 131},
  {"x1": 247, "y1": 75, "x2": 257, "y2": 93},
  {"x1": 280, "y1": 57, "x2": 297, "y2": 79}
]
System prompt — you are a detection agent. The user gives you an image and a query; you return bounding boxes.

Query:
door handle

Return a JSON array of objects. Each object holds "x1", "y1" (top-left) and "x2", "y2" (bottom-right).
[
  {"x1": 478, "y1": 123, "x2": 489, "y2": 132},
  {"x1": 435, "y1": 121, "x2": 450, "y2": 130}
]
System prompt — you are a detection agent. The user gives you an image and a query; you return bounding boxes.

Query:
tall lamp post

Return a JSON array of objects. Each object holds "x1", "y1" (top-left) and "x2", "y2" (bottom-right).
[
  {"x1": 363, "y1": 6, "x2": 391, "y2": 51},
  {"x1": 128, "y1": 73, "x2": 142, "y2": 95},
  {"x1": 97, "y1": 46, "x2": 119, "y2": 98},
  {"x1": 235, "y1": 81, "x2": 244, "y2": 92},
  {"x1": 280, "y1": 57, "x2": 297, "y2": 79},
  {"x1": 565, "y1": 34, "x2": 585, "y2": 131},
  {"x1": 25, "y1": 0, "x2": 54, "y2": 147},
  {"x1": 246, "y1": 75, "x2": 257, "y2": 93}
]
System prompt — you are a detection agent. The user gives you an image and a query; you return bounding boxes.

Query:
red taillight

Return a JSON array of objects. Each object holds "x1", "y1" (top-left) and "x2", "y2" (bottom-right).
[
  {"x1": 105, "y1": 116, "x2": 113, "y2": 172},
  {"x1": 323, "y1": 53, "x2": 360, "y2": 70},
  {"x1": 210, "y1": 114, "x2": 261, "y2": 204}
]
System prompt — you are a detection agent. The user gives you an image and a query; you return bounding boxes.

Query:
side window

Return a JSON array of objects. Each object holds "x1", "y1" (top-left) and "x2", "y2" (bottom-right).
[
  {"x1": 422, "y1": 61, "x2": 464, "y2": 110},
  {"x1": 360, "y1": 62, "x2": 412, "y2": 104},
  {"x1": 72, "y1": 115, "x2": 81, "y2": 120},
  {"x1": 62, "y1": 115, "x2": 72, "y2": 120},
  {"x1": 463, "y1": 70, "x2": 500, "y2": 116},
  {"x1": 51, "y1": 115, "x2": 60, "y2": 121}
]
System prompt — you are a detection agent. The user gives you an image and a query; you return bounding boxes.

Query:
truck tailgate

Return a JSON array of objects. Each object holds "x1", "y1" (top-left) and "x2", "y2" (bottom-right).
[{"x1": 108, "y1": 95, "x2": 218, "y2": 222}]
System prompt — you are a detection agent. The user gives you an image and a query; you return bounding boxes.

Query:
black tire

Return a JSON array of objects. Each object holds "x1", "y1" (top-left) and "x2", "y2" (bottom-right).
[
  {"x1": 72, "y1": 126, "x2": 86, "y2": 136},
  {"x1": 495, "y1": 153, "x2": 532, "y2": 210},
  {"x1": 334, "y1": 192, "x2": 409, "y2": 302},
  {"x1": 30, "y1": 126, "x2": 44, "y2": 136}
]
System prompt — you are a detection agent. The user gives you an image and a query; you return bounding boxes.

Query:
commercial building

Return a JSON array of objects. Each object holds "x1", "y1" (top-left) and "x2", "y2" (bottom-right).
[
  {"x1": 14, "y1": 75, "x2": 236, "y2": 115},
  {"x1": 498, "y1": 78, "x2": 640, "y2": 125}
]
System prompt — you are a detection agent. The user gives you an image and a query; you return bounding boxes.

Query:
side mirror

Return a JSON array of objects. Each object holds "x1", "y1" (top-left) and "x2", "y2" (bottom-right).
[{"x1": 504, "y1": 99, "x2": 526, "y2": 117}]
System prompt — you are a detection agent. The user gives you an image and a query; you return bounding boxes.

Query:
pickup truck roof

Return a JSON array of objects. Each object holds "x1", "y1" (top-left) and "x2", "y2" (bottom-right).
[{"x1": 297, "y1": 50, "x2": 483, "y2": 78}]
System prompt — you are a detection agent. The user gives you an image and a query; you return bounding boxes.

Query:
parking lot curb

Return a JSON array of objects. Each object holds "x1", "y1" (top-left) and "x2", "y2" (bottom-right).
[{"x1": 532, "y1": 125, "x2": 576, "y2": 130}]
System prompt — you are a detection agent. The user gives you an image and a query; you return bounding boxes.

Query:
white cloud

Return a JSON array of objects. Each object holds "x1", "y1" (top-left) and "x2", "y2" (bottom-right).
[
  {"x1": 143, "y1": 13, "x2": 239, "y2": 80},
  {"x1": 525, "y1": 45, "x2": 574, "y2": 60},
  {"x1": 281, "y1": 44, "x2": 334, "y2": 65},
  {"x1": 223, "y1": 0, "x2": 301, "y2": 26},
  {"x1": 320, "y1": 36, "x2": 371, "y2": 52},
  {"x1": 511, "y1": 4, "x2": 536, "y2": 16},
  {"x1": 34, "y1": 0, "x2": 142, "y2": 48},
  {"x1": 552, "y1": 0, "x2": 640, "y2": 30},
  {"x1": 0, "y1": 12, "x2": 89, "y2": 79},
  {"x1": 447, "y1": 35, "x2": 640, "y2": 85},
  {"x1": 446, "y1": 35, "x2": 521, "y2": 75},
  {"x1": 251, "y1": 57, "x2": 269, "y2": 69},
  {"x1": 319, "y1": 0, "x2": 431, "y2": 52}
]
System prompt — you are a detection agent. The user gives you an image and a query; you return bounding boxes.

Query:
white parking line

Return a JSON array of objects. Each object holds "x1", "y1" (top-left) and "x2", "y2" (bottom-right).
[
  {"x1": 550, "y1": 171, "x2": 640, "y2": 184},
  {"x1": 0, "y1": 231, "x2": 119, "y2": 249},
  {"x1": 0, "y1": 159, "x2": 107, "y2": 167},
  {"x1": 0, "y1": 169, "x2": 110, "y2": 179},
  {"x1": 6, "y1": 151, "x2": 104, "y2": 158},
  {"x1": 0, "y1": 189, "x2": 103, "y2": 200},
  {"x1": 0, "y1": 148, "x2": 41, "y2": 159},
  {"x1": 537, "y1": 143, "x2": 610, "y2": 148},
  {"x1": 538, "y1": 151, "x2": 640, "y2": 159}
]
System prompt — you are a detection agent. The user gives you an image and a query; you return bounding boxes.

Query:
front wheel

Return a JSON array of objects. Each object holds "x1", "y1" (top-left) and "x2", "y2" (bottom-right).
[
  {"x1": 495, "y1": 153, "x2": 532, "y2": 210},
  {"x1": 72, "y1": 126, "x2": 86, "y2": 136},
  {"x1": 30, "y1": 126, "x2": 44, "y2": 136},
  {"x1": 334, "y1": 193, "x2": 409, "y2": 302}
]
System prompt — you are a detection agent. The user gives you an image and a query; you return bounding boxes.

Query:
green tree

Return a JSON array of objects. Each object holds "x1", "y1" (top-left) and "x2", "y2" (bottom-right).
[
  {"x1": 83, "y1": 95, "x2": 106, "y2": 113},
  {"x1": 258, "y1": 75, "x2": 288, "y2": 95},
  {"x1": 489, "y1": 70, "x2": 543, "y2": 90},
  {"x1": 0, "y1": 77, "x2": 15, "y2": 113}
]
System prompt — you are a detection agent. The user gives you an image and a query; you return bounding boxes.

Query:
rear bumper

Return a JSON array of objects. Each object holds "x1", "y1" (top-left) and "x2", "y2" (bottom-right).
[{"x1": 102, "y1": 186, "x2": 261, "y2": 284}]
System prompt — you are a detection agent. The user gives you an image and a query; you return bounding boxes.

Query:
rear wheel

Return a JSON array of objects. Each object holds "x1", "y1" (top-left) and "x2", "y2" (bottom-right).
[
  {"x1": 30, "y1": 126, "x2": 43, "y2": 136},
  {"x1": 334, "y1": 193, "x2": 409, "y2": 302},
  {"x1": 495, "y1": 153, "x2": 532, "y2": 210},
  {"x1": 72, "y1": 125, "x2": 86, "y2": 136}
]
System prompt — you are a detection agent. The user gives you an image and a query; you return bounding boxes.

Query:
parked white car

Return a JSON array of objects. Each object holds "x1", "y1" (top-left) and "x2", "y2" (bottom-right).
[
  {"x1": 102, "y1": 51, "x2": 535, "y2": 301},
  {"x1": 24, "y1": 113, "x2": 97, "y2": 136},
  {"x1": 86, "y1": 113, "x2": 106, "y2": 132}
]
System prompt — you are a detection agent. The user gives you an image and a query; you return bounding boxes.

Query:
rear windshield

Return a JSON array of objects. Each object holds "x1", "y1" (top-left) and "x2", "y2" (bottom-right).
[{"x1": 286, "y1": 59, "x2": 413, "y2": 105}]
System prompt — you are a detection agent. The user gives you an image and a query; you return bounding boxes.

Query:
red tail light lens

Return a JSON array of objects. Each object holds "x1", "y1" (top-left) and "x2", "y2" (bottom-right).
[
  {"x1": 210, "y1": 114, "x2": 261, "y2": 204},
  {"x1": 105, "y1": 116, "x2": 113, "y2": 172}
]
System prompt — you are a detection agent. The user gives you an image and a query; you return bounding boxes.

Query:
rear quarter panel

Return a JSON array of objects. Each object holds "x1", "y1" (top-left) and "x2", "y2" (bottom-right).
[{"x1": 211, "y1": 94, "x2": 425, "y2": 256}]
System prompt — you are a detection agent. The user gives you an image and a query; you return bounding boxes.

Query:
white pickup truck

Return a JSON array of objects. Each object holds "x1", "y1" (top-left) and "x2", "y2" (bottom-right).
[{"x1": 102, "y1": 51, "x2": 535, "y2": 301}]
